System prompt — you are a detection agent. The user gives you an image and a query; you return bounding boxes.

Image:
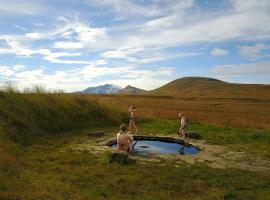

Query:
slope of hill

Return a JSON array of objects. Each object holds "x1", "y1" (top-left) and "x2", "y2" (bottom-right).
[
  {"x1": 82, "y1": 84, "x2": 122, "y2": 94},
  {"x1": 150, "y1": 77, "x2": 270, "y2": 99},
  {"x1": 116, "y1": 85, "x2": 146, "y2": 94},
  {"x1": 91, "y1": 77, "x2": 270, "y2": 130},
  {"x1": 0, "y1": 87, "x2": 127, "y2": 144}
]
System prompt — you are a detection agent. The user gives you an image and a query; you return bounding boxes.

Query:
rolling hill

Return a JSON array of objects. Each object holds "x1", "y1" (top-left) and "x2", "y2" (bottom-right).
[
  {"x1": 150, "y1": 77, "x2": 270, "y2": 99},
  {"x1": 90, "y1": 77, "x2": 270, "y2": 130}
]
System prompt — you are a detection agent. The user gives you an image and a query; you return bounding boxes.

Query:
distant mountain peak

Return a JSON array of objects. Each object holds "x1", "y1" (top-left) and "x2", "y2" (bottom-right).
[
  {"x1": 116, "y1": 85, "x2": 145, "y2": 94},
  {"x1": 125, "y1": 85, "x2": 132, "y2": 88},
  {"x1": 82, "y1": 84, "x2": 122, "y2": 94}
]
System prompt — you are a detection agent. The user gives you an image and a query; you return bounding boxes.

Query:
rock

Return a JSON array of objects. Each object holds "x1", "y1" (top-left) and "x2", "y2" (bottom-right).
[
  {"x1": 106, "y1": 152, "x2": 135, "y2": 165},
  {"x1": 186, "y1": 132, "x2": 202, "y2": 139},
  {"x1": 87, "y1": 131, "x2": 105, "y2": 137}
]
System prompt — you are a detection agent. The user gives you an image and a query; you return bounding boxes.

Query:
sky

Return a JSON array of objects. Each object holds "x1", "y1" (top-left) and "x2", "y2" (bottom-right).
[{"x1": 0, "y1": 0, "x2": 270, "y2": 92}]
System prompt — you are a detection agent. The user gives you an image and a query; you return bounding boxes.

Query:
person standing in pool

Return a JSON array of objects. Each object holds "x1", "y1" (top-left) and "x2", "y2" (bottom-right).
[
  {"x1": 117, "y1": 124, "x2": 134, "y2": 152},
  {"x1": 178, "y1": 112, "x2": 187, "y2": 139},
  {"x1": 129, "y1": 105, "x2": 138, "y2": 133}
]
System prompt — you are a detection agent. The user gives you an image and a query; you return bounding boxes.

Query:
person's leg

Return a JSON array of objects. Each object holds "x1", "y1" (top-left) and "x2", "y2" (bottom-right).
[
  {"x1": 129, "y1": 120, "x2": 133, "y2": 132},
  {"x1": 133, "y1": 121, "x2": 138, "y2": 133},
  {"x1": 130, "y1": 119, "x2": 137, "y2": 133},
  {"x1": 179, "y1": 127, "x2": 185, "y2": 138},
  {"x1": 182, "y1": 127, "x2": 186, "y2": 139},
  {"x1": 178, "y1": 128, "x2": 182, "y2": 137}
]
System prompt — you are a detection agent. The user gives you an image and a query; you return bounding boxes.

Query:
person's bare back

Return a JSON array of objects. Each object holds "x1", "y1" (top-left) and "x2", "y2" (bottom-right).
[{"x1": 117, "y1": 124, "x2": 134, "y2": 152}]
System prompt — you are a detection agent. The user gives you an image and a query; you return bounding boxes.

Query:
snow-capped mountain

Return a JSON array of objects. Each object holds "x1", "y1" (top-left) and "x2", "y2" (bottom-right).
[{"x1": 81, "y1": 84, "x2": 122, "y2": 94}]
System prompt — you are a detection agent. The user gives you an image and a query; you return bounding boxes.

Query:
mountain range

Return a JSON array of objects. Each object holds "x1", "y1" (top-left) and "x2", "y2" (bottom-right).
[
  {"x1": 75, "y1": 77, "x2": 270, "y2": 97},
  {"x1": 76, "y1": 84, "x2": 145, "y2": 94}
]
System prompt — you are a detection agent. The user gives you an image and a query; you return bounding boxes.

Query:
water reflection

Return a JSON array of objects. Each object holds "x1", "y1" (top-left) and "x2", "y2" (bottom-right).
[{"x1": 112, "y1": 140, "x2": 199, "y2": 156}]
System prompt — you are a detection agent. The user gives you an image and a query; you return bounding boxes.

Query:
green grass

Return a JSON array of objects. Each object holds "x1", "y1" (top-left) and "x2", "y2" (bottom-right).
[
  {"x1": 1, "y1": 133, "x2": 270, "y2": 200},
  {"x1": 1, "y1": 88, "x2": 270, "y2": 199},
  {"x1": 0, "y1": 88, "x2": 128, "y2": 144},
  {"x1": 140, "y1": 120, "x2": 270, "y2": 158}
]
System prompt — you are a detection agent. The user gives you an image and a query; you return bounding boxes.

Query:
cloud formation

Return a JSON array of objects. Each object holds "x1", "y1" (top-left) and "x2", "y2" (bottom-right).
[
  {"x1": 211, "y1": 48, "x2": 229, "y2": 56},
  {"x1": 0, "y1": 0, "x2": 270, "y2": 91},
  {"x1": 211, "y1": 61, "x2": 270, "y2": 83}
]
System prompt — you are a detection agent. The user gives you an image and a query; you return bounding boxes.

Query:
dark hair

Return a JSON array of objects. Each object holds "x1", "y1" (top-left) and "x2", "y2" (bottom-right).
[
  {"x1": 131, "y1": 105, "x2": 135, "y2": 109},
  {"x1": 119, "y1": 123, "x2": 127, "y2": 131}
]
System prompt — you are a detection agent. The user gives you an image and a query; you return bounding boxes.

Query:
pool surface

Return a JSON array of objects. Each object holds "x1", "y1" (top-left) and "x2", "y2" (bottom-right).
[{"x1": 111, "y1": 140, "x2": 200, "y2": 156}]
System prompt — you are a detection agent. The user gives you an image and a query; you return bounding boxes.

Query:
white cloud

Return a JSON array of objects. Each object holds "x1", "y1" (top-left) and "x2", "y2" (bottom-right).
[
  {"x1": 25, "y1": 25, "x2": 71, "y2": 40},
  {"x1": 101, "y1": 47, "x2": 144, "y2": 59},
  {"x1": 74, "y1": 24, "x2": 107, "y2": 44},
  {"x1": 0, "y1": 0, "x2": 45, "y2": 15},
  {"x1": 238, "y1": 43, "x2": 269, "y2": 59},
  {"x1": 211, "y1": 61, "x2": 270, "y2": 83},
  {"x1": 0, "y1": 63, "x2": 175, "y2": 92},
  {"x1": 210, "y1": 48, "x2": 228, "y2": 56},
  {"x1": 101, "y1": 47, "x2": 200, "y2": 64},
  {"x1": 0, "y1": 64, "x2": 26, "y2": 76},
  {"x1": 53, "y1": 41, "x2": 83, "y2": 49},
  {"x1": 136, "y1": 52, "x2": 200, "y2": 64},
  {"x1": 1, "y1": 0, "x2": 270, "y2": 90},
  {"x1": 88, "y1": 0, "x2": 194, "y2": 21},
  {"x1": 13, "y1": 24, "x2": 27, "y2": 31},
  {"x1": 23, "y1": 17, "x2": 108, "y2": 50},
  {"x1": 88, "y1": 0, "x2": 160, "y2": 18},
  {"x1": 105, "y1": 0, "x2": 270, "y2": 50},
  {"x1": 0, "y1": 39, "x2": 94, "y2": 65}
]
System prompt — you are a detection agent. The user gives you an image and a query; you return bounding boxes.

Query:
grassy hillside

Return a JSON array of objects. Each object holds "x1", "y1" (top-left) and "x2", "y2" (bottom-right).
[
  {"x1": 0, "y1": 87, "x2": 127, "y2": 144},
  {"x1": 150, "y1": 77, "x2": 270, "y2": 99},
  {"x1": 88, "y1": 77, "x2": 270, "y2": 130},
  {"x1": 1, "y1": 85, "x2": 270, "y2": 199}
]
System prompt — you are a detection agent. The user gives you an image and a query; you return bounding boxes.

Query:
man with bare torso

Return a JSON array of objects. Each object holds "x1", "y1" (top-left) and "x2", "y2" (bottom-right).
[
  {"x1": 117, "y1": 124, "x2": 134, "y2": 152},
  {"x1": 129, "y1": 105, "x2": 138, "y2": 133},
  {"x1": 178, "y1": 113, "x2": 187, "y2": 139}
]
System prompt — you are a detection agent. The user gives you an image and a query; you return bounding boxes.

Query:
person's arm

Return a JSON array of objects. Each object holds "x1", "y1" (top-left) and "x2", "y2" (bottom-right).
[{"x1": 128, "y1": 134, "x2": 134, "y2": 142}]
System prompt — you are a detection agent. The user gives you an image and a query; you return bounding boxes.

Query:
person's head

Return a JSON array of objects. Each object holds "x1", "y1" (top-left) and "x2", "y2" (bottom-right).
[
  {"x1": 179, "y1": 113, "x2": 182, "y2": 117},
  {"x1": 129, "y1": 105, "x2": 136, "y2": 111},
  {"x1": 119, "y1": 123, "x2": 127, "y2": 132}
]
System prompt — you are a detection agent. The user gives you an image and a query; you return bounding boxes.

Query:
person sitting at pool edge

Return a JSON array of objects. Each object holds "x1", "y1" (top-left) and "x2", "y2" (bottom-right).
[
  {"x1": 117, "y1": 123, "x2": 134, "y2": 152},
  {"x1": 178, "y1": 112, "x2": 187, "y2": 139}
]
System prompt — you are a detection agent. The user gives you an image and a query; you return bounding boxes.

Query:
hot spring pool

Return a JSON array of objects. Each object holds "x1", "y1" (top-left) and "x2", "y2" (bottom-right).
[{"x1": 110, "y1": 139, "x2": 200, "y2": 156}]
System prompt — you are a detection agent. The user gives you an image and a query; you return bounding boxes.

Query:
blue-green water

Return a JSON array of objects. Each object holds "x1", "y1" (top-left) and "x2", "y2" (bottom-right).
[{"x1": 112, "y1": 140, "x2": 200, "y2": 156}]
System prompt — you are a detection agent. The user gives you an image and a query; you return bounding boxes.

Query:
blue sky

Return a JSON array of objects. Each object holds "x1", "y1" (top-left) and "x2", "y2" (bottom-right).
[{"x1": 0, "y1": 0, "x2": 270, "y2": 92}]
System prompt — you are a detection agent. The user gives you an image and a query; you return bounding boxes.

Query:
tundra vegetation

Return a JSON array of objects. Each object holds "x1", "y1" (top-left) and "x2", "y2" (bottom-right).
[{"x1": 1, "y1": 81, "x2": 270, "y2": 200}]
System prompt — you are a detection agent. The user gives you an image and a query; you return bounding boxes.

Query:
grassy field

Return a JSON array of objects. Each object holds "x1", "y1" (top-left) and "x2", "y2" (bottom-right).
[
  {"x1": 139, "y1": 120, "x2": 270, "y2": 158},
  {"x1": 1, "y1": 85, "x2": 270, "y2": 199},
  {"x1": 1, "y1": 121, "x2": 270, "y2": 200},
  {"x1": 90, "y1": 93, "x2": 270, "y2": 130},
  {"x1": 90, "y1": 77, "x2": 270, "y2": 130}
]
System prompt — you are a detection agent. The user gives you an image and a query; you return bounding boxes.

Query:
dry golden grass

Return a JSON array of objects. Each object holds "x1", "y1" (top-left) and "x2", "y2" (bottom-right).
[
  {"x1": 88, "y1": 78, "x2": 270, "y2": 130},
  {"x1": 88, "y1": 93, "x2": 270, "y2": 130}
]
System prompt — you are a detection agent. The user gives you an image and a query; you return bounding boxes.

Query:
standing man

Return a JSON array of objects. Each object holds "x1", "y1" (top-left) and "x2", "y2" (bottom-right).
[
  {"x1": 178, "y1": 112, "x2": 187, "y2": 139},
  {"x1": 129, "y1": 105, "x2": 138, "y2": 133}
]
